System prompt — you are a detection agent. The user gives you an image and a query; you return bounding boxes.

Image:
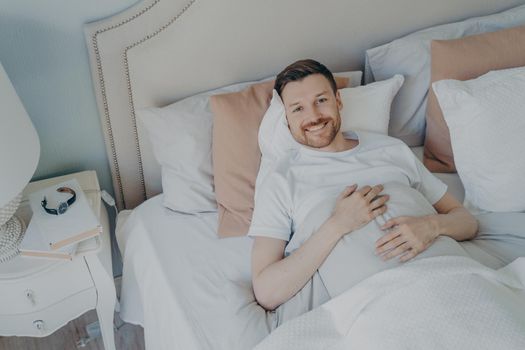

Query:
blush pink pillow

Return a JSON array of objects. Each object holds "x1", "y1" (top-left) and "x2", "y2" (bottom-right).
[
  {"x1": 210, "y1": 80, "x2": 274, "y2": 238},
  {"x1": 424, "y1": 25, "x2": 525, "y2": 173},
  {"x1": 211, "y1": 77, "x2": 351, "y2": 237}
]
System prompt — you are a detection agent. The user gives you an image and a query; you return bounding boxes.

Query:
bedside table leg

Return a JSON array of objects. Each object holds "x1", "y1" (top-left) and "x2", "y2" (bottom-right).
[{"x1": 85, "y1": 255, "x2": 117, "y2": 350}]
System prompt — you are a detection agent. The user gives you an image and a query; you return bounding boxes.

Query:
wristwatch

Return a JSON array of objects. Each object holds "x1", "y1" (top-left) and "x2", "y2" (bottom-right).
[{"x1": 41, "y1": 187, "x2": 77, "y2": 215}]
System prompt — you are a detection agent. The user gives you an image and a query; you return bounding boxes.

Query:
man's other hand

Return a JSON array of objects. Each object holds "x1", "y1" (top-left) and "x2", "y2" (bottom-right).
[{"x1": 375, "y1": 216, "x2": 439, "y2": 262}]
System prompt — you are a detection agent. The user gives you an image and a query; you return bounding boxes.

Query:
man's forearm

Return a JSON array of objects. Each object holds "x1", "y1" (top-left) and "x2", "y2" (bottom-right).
[
  {"x1": 253, "y1": 218, "x2": 343, "y2": 310},
  {"x1": 429, "y1": 207, "x2": 478, "y2": 241}
]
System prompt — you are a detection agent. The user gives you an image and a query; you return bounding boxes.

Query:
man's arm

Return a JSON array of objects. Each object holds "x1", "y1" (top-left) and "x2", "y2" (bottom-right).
[
  {"x1": 431, "y1": 192, "x2": 478, "y2": 240},
  {"x1": 376, "y1": 192, "x2": 478, "y2": 262},
  {"x1": 252, "y1": 184, "x2": 388, "y2": 311},
  {"x1": 251, "y1": 218, "x2": 343, "y2": 311}
]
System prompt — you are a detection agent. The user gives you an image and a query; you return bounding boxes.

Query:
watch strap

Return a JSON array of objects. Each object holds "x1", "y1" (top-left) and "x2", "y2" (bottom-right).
[{"x1": 41, "y1": 187, "x2": 77, "y2": 215}]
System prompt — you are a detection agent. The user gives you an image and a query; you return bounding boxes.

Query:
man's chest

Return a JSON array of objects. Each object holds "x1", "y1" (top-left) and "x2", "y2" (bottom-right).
[{"x1": 288, "y1": 161, "x2": 411, "y2": 225}]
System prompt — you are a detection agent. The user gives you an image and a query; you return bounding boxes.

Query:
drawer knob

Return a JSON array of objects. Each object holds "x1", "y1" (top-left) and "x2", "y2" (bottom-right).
[
  {"x1": 25, "y1": 289, "x2": 36, "y2": 306},
  {"x1": 33, "y1": 320, "x2": 45, "y2": 333}
]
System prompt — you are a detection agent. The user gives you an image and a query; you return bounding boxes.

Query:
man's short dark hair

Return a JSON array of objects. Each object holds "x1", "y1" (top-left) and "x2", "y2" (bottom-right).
[{"x1": 274, "y1": 59, "x2": 337, "y2": 97}]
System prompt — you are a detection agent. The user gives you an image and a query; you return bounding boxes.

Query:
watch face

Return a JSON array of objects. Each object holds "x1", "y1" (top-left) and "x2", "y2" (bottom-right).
[{"x1": 57, "y1": 202, "x2": 68, "y2": 215}]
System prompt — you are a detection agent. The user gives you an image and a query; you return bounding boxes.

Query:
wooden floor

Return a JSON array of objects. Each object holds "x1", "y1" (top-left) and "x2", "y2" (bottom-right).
[
  {"x1": 0, "y1": 277, "x2": 145, "y2": 350},
  {"x1": 0, "y1": 311, "x2": 145, "y2": 350}
]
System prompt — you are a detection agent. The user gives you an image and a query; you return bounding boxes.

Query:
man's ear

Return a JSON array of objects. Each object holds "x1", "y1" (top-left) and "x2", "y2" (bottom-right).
[{"x1": 336, "y1": 90, "x2": 343, "y2": 111}]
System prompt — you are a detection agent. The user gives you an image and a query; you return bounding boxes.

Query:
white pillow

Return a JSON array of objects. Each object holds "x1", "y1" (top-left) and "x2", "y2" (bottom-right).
[
  {"x1": 365, "y1": 4, "x2": 525, "y2": 146},
  {"x1": 139, "y1": 71, "x2": 361, "y2": 213},
  {"x1": 340, "y1": 74, "x2": 404, "y2": 136},
  {"x1": 138, "y1": 80, "x2": 254, "y2": 213},
  {"x1": 432, "y1": 66, "x2": 525, "y2": 213},
  {"x1": 259, "y1": 74, "x2": 404, "y2": 161}
]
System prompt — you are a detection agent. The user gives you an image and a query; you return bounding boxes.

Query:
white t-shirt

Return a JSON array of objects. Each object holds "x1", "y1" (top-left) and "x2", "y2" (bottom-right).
[{"x1": 248, "y1": 131, "x2": 447, "y2": 244}]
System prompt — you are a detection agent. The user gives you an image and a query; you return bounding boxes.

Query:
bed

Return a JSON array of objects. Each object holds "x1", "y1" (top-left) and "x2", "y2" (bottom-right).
[{"x1": 84, "y1": 1, "x2": 525, "y2": 349}]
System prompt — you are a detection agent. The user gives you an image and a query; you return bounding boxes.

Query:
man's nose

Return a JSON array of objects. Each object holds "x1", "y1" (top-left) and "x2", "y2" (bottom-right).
[{"x1": 306, "y1": 104, "x2": 321, "y2": 119}]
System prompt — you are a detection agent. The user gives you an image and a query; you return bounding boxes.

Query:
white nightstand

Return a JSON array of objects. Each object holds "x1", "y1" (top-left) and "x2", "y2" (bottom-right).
[{"x1": 0, "y1": 170, "x2": 116, "y2": 350}]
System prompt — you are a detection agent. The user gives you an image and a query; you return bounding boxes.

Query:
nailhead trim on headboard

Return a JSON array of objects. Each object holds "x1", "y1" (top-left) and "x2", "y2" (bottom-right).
[
  {"x1": 123, "y1": 0, "x2": 197, "y2": 206},
  {"x1": 89, "y1": 0, "x2": 196, "y2": 209}
]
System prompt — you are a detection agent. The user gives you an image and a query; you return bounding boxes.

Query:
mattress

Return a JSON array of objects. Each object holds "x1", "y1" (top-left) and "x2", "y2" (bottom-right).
[{"x1": 116, "y1": 172, "x2": 525, "y2": 349}]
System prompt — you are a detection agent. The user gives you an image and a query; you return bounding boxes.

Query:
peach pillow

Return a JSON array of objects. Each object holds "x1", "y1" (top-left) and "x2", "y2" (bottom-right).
[
  {"x1": 424, "y1": 25, "x2": 525, "y2": 173},
  {"x1": 211, "y1": 76, "x2": 351, "y2": 237}
]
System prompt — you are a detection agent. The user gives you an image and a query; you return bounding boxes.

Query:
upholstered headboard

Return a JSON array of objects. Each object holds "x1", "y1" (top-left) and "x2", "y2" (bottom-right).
[{"x1": 84, "y1": 0, "x2": 524, "y2": 210}]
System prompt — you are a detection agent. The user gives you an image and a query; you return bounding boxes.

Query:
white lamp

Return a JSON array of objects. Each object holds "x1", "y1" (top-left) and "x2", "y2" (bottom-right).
[{"x1": 0, "y1": 61, "x2": 40, "y2": 263}]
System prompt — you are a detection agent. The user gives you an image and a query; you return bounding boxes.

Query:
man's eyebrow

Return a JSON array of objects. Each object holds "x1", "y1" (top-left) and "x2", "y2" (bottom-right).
[{"x1": 288, "y1": 91, "x2": 328, "y2": 108}]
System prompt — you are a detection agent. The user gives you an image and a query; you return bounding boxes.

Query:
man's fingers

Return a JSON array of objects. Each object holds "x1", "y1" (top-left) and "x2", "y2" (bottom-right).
[
  {"x1": 381, "y1": 216, "x2": 408, "y2": 230},
  {"x1": 375, "y1": 235, "x2": 405, "y2": 255},
  {"x1": 356, "y1": 185, "x2": 372, "y2": 196},
  {"x1": 370, "y1": 195, "x2": 389, "y2": 210},
  {"x1": 338, "y1": 184, "x2": 357, "y2": 199},
  {"x1": 381, "y1": 218, "x2": 398, "y2": 230},
  {"x1": 399, "y1": 249, "x2": 418, "y2": 262},
  {"x1": 364, "y1": 184, "x2": 384, "y2": 201},
  {"x1": 371, "y1": 205, "x2": 387, "y2": 219},
  {"x1": 382, "y1": 242, "x2": 410, "y2": 260},
  {"x1": 375, "y1": 230, "x2": 400, "y2": 248}
]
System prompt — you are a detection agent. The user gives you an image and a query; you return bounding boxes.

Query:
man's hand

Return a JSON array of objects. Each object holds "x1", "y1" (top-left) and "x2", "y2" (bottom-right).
[
  {"x1": 375, "y1": 216, "x2": 438, "y2": 262},
  {"x1": 330, "y1": 184, "x2": 389, "y2": 237}
]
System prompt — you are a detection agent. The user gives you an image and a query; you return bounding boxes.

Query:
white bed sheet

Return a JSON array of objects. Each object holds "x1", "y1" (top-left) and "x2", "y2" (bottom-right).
[
  {"x1": 116, "y1": 182, "x2": 525, "y2": 349},
  {"x1": 116, "y1": 195, "x2": 271, "y2": 350}
]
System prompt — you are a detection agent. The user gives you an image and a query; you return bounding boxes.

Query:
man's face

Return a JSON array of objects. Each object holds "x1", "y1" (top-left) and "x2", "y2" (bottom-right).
[{"x1": 281, "y1": 74, "x2": 342, "y2": 150}]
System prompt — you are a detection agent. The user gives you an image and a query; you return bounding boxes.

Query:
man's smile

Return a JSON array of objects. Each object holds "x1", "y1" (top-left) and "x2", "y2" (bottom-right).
[{"x1": 305, "y1": 121, "x2": 329, "y2": 133}]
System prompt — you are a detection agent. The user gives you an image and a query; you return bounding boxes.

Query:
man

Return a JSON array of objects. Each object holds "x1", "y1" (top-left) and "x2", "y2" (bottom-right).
[{"x1": 248, "y1": 59, "x2": 478, "y2": 311}]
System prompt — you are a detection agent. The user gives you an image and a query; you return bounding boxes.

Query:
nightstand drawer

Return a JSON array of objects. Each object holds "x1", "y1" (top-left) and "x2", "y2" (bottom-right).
[
  {"x1": 0, "y1": 287, "x2": 97, "y2": 337},
  {"x1": 0, "y1": 257, "x2": 94, "y2": 315}
]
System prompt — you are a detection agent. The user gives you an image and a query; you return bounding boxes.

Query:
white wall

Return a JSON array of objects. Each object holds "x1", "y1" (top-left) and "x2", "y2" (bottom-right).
[
  {"x1": 0, "y1": 0, "x2": 139, "y2": 275},
  {"x1": 0, "y1": 0, "x2": 137, "y2": 195}
]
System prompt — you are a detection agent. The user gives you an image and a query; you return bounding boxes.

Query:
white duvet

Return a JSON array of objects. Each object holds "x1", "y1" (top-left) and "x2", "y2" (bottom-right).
[{"x1": 256, "y1": 256, "x2": 525, "y2": 349}]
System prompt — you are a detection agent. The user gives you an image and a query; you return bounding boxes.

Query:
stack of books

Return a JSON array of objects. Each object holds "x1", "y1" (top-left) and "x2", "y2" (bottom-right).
[{"x1": 18, "y1": 178, "x2": 101, "y2": 260}]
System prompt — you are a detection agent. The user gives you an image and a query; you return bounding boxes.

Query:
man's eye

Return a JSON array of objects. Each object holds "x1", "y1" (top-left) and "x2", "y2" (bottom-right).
[
  {"x1": 317, "y1": 97, "x2": 327, "y2": 104},
  {"x1": 293, "y1": 106, "x2": 303, "y2": 113}
]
